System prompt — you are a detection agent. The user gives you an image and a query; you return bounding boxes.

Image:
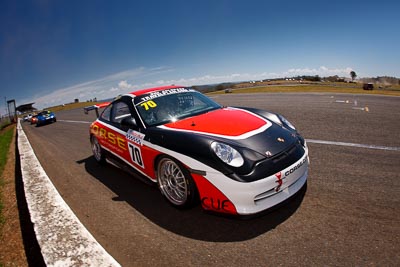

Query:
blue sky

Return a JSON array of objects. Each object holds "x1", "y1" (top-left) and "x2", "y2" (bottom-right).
[{"x1": 1, "y1": 0, "x2": 399, "y2": 113}]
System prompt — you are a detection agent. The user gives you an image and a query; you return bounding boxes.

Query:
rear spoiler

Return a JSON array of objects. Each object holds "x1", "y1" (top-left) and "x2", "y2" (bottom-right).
[{"x1": 83, "y1": 102, "x2": 111, "y2": 117}]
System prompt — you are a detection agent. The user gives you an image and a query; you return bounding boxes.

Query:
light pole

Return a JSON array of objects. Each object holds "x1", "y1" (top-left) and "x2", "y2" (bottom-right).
[{"x1": 3, "y1": 96, "x2": 5, "y2": 114}]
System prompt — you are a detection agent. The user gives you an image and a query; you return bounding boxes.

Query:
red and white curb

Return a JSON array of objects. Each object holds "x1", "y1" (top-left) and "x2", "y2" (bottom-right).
[{"x1": 17, "y1": 121, "x2": 120, "y2": 267}]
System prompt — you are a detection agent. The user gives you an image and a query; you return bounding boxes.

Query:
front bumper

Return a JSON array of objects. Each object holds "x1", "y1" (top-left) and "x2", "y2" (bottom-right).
[
  {"x1": 38, "y1": 116, "x2": 55, "y2": 124},
  {"x1": 203, "y1": 146, "x2": 309, "y2": 215}
]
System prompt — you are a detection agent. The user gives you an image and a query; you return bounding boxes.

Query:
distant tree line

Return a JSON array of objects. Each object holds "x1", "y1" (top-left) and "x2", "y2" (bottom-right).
[
  {"x1": 324, "y1": 75, "x2": 347, "y2": 82},
  {"x1": 192, "y1": 83, "x2": 235, "y2": 93},
  {"x1": 293, "y1": 75, "x2": 321, "y2": 82}
]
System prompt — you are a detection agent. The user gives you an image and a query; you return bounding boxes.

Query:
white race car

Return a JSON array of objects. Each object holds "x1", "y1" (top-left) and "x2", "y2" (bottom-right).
[{"x1": 85, "y1": 85, "x2": 309, "y2": 216}]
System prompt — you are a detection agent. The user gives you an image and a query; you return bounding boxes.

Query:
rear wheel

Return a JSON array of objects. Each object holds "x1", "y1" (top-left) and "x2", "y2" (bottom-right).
[
  {"x1": 157, "y1": 156, "x2": 198, "y2": 208},
  {"x1": 91, "y1": 136, "x2": 106, "y2": 164}
]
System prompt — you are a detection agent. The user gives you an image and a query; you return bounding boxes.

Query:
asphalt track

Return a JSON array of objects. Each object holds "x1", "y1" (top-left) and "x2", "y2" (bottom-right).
[{"x1": 20, "y1": 93, "x2": 400, "y2": 266}]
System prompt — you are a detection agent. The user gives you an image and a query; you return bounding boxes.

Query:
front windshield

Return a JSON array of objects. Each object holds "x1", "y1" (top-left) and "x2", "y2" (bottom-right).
[
  {"x1": 134, "y1": 88, "x2": 221, "y2": 127},
  {"x1": 38, "y1": 111, "x2": 51, "y2": 116}
]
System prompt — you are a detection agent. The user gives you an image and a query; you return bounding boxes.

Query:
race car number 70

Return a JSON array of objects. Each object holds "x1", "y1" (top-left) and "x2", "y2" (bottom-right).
[
  {"x1": 140, "y1": 100, "x2": 157, "y2": 110},
  {"x1": 128, "y1": 143, "x2": 144, "y2": 168}
]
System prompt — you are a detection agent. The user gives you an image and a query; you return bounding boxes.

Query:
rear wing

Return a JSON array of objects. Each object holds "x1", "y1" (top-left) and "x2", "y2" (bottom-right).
[{"x1": 83, "y1": 102, "x2": 111, "y2": 117}]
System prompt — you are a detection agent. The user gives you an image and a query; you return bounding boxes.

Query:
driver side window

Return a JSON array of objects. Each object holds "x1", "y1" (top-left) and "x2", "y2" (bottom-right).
[{"x1": 111, "y1": 101, "x2": 133, "y2": 124}]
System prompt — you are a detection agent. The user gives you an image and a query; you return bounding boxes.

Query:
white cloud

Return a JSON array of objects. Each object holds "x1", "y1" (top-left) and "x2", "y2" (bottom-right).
[
  {"x1": 118, "y1": 80, "x2": 135, "y2": 90},
  {"x1": 138, "y1": 66, "x2": 354, "y2": 87},
  {"x1": 284, "y1": 66, "x2": 353, "y2": 76},
  {"x1": 26, "y1": 66, "x2": 173, "y2": 109}
]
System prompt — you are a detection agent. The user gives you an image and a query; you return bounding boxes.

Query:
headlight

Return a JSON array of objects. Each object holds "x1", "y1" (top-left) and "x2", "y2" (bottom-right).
[
  {"x1": 278, "y1": 115, "x2": 296, "y2": 130},
  {"x1": 211, "y1": 142, "x2": 244, "y2": 167},
  {"x1": 264, "y1": 113, "x2": 296, "y2": 130}
]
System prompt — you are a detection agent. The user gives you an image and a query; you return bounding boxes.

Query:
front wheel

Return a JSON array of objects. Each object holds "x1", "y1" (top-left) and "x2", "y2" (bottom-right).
[
  {"x1": 157, "y1": 156, "x2": 198, "y2": 208},
  {"x1": 91, "y1": 136, "x2": 106, "y2": 165}
]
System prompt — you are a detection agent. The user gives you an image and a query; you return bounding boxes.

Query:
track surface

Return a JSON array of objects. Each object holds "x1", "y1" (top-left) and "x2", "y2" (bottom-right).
[{"x1": 21, "y1": 93, "x2": 400, "y2": 266}]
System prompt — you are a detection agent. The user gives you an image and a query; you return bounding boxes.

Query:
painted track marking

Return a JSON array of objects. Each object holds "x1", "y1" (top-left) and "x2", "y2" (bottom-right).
[
  {"x1": 306, "y1": 139, "x2": 400, "y2": 152},
  {"x1": 58, "y1": 119, "x2": 92, "y2": 124}
]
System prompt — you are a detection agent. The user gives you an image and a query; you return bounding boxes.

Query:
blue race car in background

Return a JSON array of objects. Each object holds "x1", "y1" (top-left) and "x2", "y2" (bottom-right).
[{"x1": 36, "y1": 110, "x2": 56, "y2": 126}]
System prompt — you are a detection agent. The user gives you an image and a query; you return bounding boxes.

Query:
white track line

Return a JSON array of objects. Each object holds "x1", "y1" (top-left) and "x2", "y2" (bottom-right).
[
  {"x1": 58, "y1": 119, "x2": 92, "y2": 124},
  {"x1": 306, "y1": 139, "x2": 400, "y2": 151},
  {"x1": 17, "y1": 120, "x2": 120, "y2": 267}
]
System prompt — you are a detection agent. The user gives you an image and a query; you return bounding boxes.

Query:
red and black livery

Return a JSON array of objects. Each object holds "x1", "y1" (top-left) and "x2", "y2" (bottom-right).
[{"x1": 86, "y1": 85, "x2": 309, "y2": 216}]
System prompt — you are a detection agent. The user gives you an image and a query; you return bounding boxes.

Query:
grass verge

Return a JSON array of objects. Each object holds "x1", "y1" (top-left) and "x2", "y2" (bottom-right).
[
  {"x1": 46, "y1": 101, "x2": 99, "y2": 112},
  {"x1": 0, "y1": 126, "x2": 15, "y2": 227},
  {"x1": 0, "y1": 120, "x2": 11, "y2": 131}
]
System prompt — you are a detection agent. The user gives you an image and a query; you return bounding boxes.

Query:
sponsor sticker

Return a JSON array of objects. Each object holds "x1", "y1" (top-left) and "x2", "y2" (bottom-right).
[
  {"x1": 275, "y1": 172, "x2": 283, "y2": 192},
  {"x1": 284, "y1": 157, "x2": 307, "y2": 177},
  {"x1": 275, "y1": 156, "x2": 307, "y2": 192},
  {"x1": 138, "y1": 88, "x2": 192, "y2": 103},
  {"x1": 126, "y1": 129, "x2": 145, "y2": 146}
]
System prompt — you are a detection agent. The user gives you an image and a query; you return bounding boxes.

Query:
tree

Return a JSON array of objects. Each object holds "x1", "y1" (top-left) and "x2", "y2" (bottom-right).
[{"x1": 350, "y1": 71, "x2": 357, "y2": 81}]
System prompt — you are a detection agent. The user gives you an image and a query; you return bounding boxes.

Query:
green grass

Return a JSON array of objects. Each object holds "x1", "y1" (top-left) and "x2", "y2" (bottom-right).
[
  {"x1": 0, "y1": 127, "x2": 14, "y2": 175},
  {"x1": 46, "y1": 101, "x2": 99, "y2": 112},
  {"x1": 208, "y1": 83, "x2": 400, "y2": 96},
  {"x1": 0, "y1": 126, "x2": 15, "y2": 227},
  {"x1": 0, "y1": 119, "x2": 11, "y2": 131}
]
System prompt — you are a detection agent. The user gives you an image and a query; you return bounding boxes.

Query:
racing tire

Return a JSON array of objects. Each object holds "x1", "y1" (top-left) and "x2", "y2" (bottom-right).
[
  {"x1": 91, "y1": 136, "x2": 106, "y2": 165},
  {"x1": 156, "y1": 156, "x2": 198, "y2": 208}
]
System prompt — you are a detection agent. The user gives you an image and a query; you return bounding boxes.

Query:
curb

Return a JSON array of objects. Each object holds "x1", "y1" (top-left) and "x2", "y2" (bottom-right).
[{"x1": 17, "y1": 120, "x2": 121, "y2": 266}]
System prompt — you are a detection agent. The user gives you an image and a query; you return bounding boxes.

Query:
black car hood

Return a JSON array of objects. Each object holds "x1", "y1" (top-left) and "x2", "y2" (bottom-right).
[{"x1": 158, "y1": 107, "x2": 296, "y2": 158}]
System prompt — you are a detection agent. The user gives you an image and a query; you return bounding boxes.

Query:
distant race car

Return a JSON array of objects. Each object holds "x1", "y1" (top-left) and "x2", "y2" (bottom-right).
[
  {"x1": 23, "y1": 113, "x2": 33, "y2": 122},
  {"x1": 36, "y1": 110, "x2": 56, "y2": 126},
  {"x1": 30, "y1": 115, "x2": 38, "y2": 125},
  {"x1": 85, "y1": 85, "x2": 309, "y2": 216}
]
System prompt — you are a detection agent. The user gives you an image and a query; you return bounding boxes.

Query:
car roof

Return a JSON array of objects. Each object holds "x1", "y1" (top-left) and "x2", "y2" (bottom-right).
[{"x1": 128, "y1": 85, "x2": 186, "y2": 97}]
